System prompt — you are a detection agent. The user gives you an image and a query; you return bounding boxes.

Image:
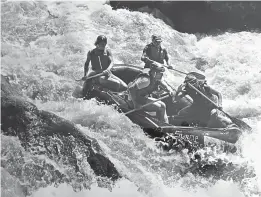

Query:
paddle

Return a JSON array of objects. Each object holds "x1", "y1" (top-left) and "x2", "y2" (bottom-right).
[
  {"x1": 124, "y1": 94, "x2": 170, "y2": 115},
  {"x1": 145, "y1": 58, "x2": 205, "y2": 80},
  {"x1": 164, "y1": 67, "x2": 205, "y2": 79},
  {"x1": 186, "y1": 82, "x2": 252, "y2": 131},
  {"x1": 169, "y1": 68, "x2": 205, "y2": 81},
  {"x1": 76, "y1": 56, "x2": 108, "y2": 81}
]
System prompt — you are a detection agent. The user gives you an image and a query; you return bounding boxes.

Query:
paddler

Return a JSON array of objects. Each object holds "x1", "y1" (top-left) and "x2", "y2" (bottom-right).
[
  {"x1": 141, "y1": 35, "x2": 174, "y2": 69},
  {"x1": 82, "y1": 35, "x2": 127, "y2": 95},
  {"x1": 174, "y1": 74, "x2": 233, "y2": 127},
  {"x1": 128, "y1": 61, "x2": 175, "y2": 123}
]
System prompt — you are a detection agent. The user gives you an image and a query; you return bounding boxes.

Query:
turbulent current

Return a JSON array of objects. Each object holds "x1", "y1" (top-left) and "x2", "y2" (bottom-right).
[{"x1": 1, "y1": 1, "x2": 261, "y2": 197}]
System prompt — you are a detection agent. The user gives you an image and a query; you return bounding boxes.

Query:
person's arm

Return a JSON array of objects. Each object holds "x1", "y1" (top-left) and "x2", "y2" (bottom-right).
[
  {"x1": 106, "y1": 49, "x2": 114, "y2": 71},
  {"x1": 158, "y1": 80, "x2": 174, "y2": 96},
  {"x1": 84, "y1": 51, "x2": 91, "y2": 77},
  {"x1": 175, "y1": 83, "x2": 187, "y2": 100},
  {"x1": 141, "y1": 45, "x2": 153, "y2": 64},
  {"x1": 208, "y1": 86, "x2": 223, "y2": 108},
  {"x1": 164, "y1": 49, "x2": 171, "y2": 66}
]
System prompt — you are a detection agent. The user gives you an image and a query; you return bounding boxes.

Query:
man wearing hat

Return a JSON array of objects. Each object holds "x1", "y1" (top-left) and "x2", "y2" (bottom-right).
[
  {"x1": 141, "y1": 35, "x2": 172, "y2": 69},
  {"x1": 174, "y1": 74, "x2": 232, "y2": 127},
  {"x1": 127, "y1": 62, "x2": 175, "y2": 123}
]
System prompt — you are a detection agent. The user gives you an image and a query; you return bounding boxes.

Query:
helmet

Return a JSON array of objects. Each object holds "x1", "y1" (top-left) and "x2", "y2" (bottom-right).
[
  {"x1": 151, "y1": 34, "x2": 162, "y2": 42},
  {"x1": 184, "y1": 74, "x2": 197, "y2": 84},
  {"x1": 95, "y1": 35, "x2": 107, "y2": 45}
]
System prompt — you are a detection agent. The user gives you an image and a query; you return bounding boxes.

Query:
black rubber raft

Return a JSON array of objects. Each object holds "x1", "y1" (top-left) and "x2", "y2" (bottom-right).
[{"x1": 81, "y1": 64, "x2": 251, "y2": 150}]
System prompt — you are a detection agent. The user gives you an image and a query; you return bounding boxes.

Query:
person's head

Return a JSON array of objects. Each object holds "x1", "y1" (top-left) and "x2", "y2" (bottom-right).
[
  {"x1": 184, "y1": 74, "x2": 199, "y2": 87},
  {"x1": 95, "y1": 35, "x2": 107, "y2": 50},
  {"x1": 149, "y1": 62, "x2": 165, "y2": 81},
  {"x1": 151, "y1": 35, "x2": 162, "y2": 47}
]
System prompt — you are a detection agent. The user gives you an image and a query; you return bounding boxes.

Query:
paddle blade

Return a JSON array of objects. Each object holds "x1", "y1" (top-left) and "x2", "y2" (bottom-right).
[{"x1": 231, "y1": 117, "x2": 252, "y2": 132}]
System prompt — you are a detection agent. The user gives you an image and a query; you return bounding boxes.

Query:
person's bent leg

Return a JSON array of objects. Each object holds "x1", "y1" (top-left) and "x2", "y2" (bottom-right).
[
  {"x1": 143, "y1": 97, "x2": 168, "y2": 123},
  {"x1": 176, "y1": 105, "x2": 198, "y2": 126},
  {"x1": 110, "y1": 74, "x2": 128, "y2": 91},
  {"x1": 128, "y1": 93, "x2": 168, "y2": 123},
  {"x1": 208, "y1": 109, "x2": 233, "y2": 128},
  {"x1": 82, "y1": 70, "x2": 98, "y2": 97},
  {"x1": 158, "y1": 101, "x2": 168, "y2": 123}
]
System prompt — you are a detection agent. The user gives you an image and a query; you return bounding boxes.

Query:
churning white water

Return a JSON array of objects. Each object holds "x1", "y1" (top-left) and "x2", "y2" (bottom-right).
[{"x1": 1, "y1": 1, "x2": 261, "y2": 197}]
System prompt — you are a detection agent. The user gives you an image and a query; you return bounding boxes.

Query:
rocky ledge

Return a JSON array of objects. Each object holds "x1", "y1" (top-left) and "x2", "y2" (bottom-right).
[{"x1": 1, "y1": 75, "x2": 121, "y2": 194}]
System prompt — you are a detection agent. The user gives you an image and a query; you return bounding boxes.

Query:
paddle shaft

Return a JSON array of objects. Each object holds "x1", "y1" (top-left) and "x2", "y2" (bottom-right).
[
  {"x1": 146, "y1": 58, "x2": 205, "y2": 81},
  {"x1": 124, "y1": 94, "x2": 170, "y2": 115},
  {"x1": 168, "y1": 67, "x2": 187, "y2": 75},
  {"x1": 187, "y1": 82, "x2": 233, "y2": 120},
  {"x1": 76, "y1": 56, "x2": 105, "y2": 81},
  {"x1": 188, "y1": 83, "x2": 251, "y2": 131},
  {"x1": 146, "y1": 58, "x2": 187, "y2": 75}
]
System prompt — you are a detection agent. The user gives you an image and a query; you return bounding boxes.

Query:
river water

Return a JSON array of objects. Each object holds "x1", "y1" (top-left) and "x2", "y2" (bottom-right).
[{"x1": 1, "y1": 1, "x2": 261, "y2": 197}]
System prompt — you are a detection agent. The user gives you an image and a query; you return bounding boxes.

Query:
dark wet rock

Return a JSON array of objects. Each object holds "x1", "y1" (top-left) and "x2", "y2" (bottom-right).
[
  {"x1": 110, "y1": 1, "x2": 261, "y2": 34},
  {"x1": 1, "y1": 75, "x2": 121, "y2": 193},
  {"x1": 1, "y1": 75, "x2": 22, "y2": 97}
]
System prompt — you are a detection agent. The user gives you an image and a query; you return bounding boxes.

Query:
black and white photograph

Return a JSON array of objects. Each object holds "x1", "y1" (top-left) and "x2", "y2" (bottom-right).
[{"x1": 1, "y1": 1, "x2": 261, "y2": 197}]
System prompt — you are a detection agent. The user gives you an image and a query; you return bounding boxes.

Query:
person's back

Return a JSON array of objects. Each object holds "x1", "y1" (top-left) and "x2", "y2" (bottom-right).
[{"x1": 88, "y1": 47, "x2": 111, "y2": 72}]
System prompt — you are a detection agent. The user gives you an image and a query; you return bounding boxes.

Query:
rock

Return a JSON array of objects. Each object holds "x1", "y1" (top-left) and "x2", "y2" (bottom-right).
[
  {"x1": 110, "y1": 1, "x2": 261, "y2": 33},
  {"x1": 137, "y1": 6, "x2": 175, "y2": 28},
  {"x1": 1, "y1": 75, "x2": 121, "y2": 193}
]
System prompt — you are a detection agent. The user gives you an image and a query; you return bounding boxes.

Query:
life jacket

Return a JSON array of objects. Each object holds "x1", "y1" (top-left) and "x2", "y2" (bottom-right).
[
  {"x1": 185, "y1": 82, "x2": 216, "y2": 109},
  {"x1": 128, "y1": 73, "x2": 158, "y2": 97},
  {"x1": 144, "y1": 43, "x2": 167, "y2": 67},
  {"x1": 89, "y1": 48, "x2": 111, "y2": 71}
]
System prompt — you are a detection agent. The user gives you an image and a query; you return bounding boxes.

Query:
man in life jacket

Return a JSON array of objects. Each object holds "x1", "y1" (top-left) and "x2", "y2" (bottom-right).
[
  {"x1": 82, "y1": 35, "x2": 127, "y2": 96},
  {"x1": 128, "y1": 62, "x2": 175, "y2": 123},
  {"x1": 174, "y1": 74, "x2": 233, "y2": 128},
  {"x1": 141, "y1": 35, "x2": 173, "y2": 69}
]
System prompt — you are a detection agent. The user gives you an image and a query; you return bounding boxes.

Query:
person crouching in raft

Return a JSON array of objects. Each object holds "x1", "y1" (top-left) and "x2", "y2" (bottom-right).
[
  {"x1": 128, "y1": 62, "x2": 175, "y2": 123},
  {"x1": 174, "y1": 74, "x2": 233, "y2": 128}
]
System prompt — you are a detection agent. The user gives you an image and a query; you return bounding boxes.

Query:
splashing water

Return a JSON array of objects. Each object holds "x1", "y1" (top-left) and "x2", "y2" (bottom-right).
[{"x1": 1, "y1": 1, "x2": 261, "y2": 197}]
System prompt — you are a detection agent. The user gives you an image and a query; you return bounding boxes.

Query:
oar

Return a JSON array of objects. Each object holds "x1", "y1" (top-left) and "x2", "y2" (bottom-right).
[
  {"x1": 75, "y1": 56, "x2": 106, "y2": 81},
  {"x1": 165, "y1": 66, "x2": 205, "y2": 80},
  {"x1": 186, "y1": 82, "x2": 252, "y2": 131},
  {"x1": 75, "y1": 72, "x2": 105, "y2": 82},
  {"x1": 146, "y1": 58, "x2": 205, "y2": 80},
  {"x1": 124, "y1": 94, "x2": 170, "y2": 115}
]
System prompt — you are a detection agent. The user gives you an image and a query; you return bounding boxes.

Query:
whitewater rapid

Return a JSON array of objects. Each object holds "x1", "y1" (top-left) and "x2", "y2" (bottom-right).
[{"x1": 1, "y1": 1, "x2": 261, "y2": 197}]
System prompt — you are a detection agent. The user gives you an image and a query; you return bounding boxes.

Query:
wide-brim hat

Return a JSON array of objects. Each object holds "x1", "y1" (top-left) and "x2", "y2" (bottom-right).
[{"x1": 184, "y1": 74, "x2": 198, "y2": 84}]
